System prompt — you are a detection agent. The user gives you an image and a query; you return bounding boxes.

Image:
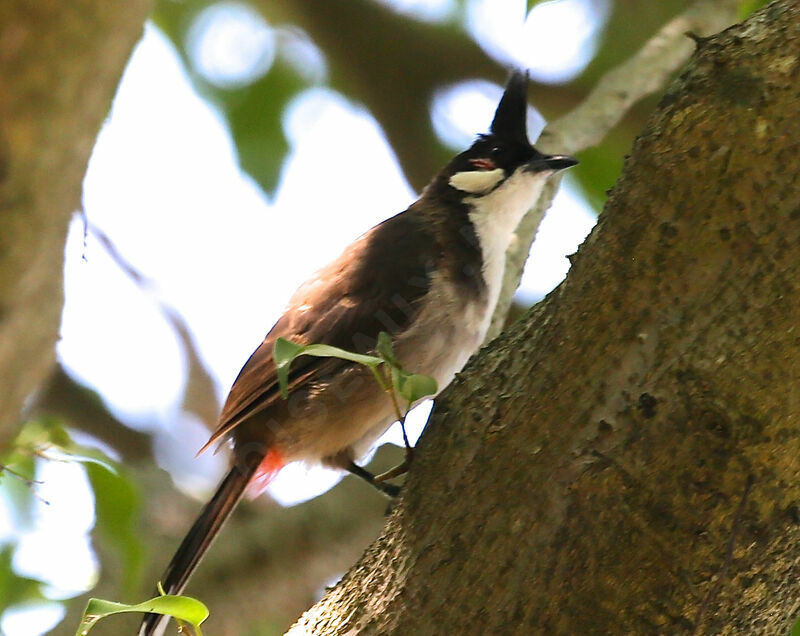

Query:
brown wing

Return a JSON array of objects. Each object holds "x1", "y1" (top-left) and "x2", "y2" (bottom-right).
[{"x1": 203, "y1": 209, "x2": 438, "y2": 450}]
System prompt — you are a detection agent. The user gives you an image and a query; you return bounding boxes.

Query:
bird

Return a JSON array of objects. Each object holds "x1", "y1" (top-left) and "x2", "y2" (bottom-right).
[{"x1": 139, "y1": 70, "x2": 576, "y2": 635}]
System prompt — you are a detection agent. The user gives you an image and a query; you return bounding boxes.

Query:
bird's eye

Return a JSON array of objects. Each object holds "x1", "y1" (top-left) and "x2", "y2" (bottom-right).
[{"x1": 490, "y1": 145, "x2": 504, "y2": 157}]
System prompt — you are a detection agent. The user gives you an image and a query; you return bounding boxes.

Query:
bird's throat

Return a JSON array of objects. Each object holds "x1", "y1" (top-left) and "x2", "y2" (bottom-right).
[{"x1": 467, "y1": 169, "x2": 550, "y2": 315}]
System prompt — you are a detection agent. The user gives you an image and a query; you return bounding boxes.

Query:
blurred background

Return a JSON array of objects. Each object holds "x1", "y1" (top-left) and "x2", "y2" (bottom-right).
[{"x1": 0, "y1": 0, "x2": 745, "y2": 634}]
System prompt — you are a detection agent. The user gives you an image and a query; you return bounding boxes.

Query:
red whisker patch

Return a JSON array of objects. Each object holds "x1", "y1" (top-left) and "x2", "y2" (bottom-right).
[{"x1": 469, "y1": 157, "x2": 497, "y2": 170}]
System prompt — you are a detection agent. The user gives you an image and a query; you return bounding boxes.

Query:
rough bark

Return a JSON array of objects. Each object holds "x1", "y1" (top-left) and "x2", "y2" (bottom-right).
[
  {"x1": 489, "y1": 0, "x2": 740, "y2": 339},
  {"x1": 288, "y1": 2, "x2": 800, "y2": 634},
  {"x1": 0, "y1": 0, "x2": 151, "y2": 447}
]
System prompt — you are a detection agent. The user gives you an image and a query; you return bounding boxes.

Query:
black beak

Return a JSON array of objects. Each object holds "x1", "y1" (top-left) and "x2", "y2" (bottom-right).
[{"x1": 526, "y1": 154, "x2": 579, "y2": 173}]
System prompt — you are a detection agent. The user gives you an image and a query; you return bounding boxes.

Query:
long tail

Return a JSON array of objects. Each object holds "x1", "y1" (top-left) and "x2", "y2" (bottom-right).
[{"x1": 137, "y1": 460, "x2": 259, "y2": 636}]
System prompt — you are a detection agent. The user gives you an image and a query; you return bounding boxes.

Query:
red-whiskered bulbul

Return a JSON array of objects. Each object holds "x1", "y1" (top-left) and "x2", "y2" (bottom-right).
[{"x1": 139, "y1": 71, "x2": 576, "y2": 635}]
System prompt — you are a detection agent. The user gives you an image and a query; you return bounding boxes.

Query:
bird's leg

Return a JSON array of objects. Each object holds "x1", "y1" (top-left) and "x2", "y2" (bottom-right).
[
  {"x1": 374, "y1": 414, "x2": 415, "y2": 483},
  {"x1": 345, "y1": 461, "x2": 401, "y2": 498},
  {"x1": 380, "y1": 372, "x2": 416, "y2": 475},
  {"x1": 373, "y1": 457, "x2": 411, "y2": 483}
]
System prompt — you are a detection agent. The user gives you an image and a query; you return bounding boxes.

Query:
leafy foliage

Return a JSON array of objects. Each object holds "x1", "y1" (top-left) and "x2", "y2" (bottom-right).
[
  {"x1": 0, "y1": 452, "x2": 36, "y2": 527},
  {"x1": 0, "y1": 448, "x2": 47, "y2": 619},
  {"x1": 573, "y1": 139, "x2": 626, "y2": 213},
  {"x1": 274, "y1": 332, "x2": 437, "y2": 407},
  {"x1": 0, "y1": 546, "x2": 44, "y2": 618},
  {"x1": 274, "y1": 338, "x2": 384, "y2": 398},
  {"x1": 526, "y1": 0, "x2": 547, "y2": 13},
  {"x1": 0, "y1": 418, "x2": 143, "y2": 626},
  {"x1": 152, "y1": 1, "x2": 307, "y2": 195},
  {"x1": 85, "y1": 463, "x2": 143, "y2": 595},
  {"x1": 738, "y1": 0, "x2": 770, "y2": 19},
  {"x1": 12, "y1": 418, "x2": 118, "y2": 474}
]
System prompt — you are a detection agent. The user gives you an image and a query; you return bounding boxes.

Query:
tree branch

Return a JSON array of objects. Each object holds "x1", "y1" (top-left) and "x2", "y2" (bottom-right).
[
  {"x1": 33, "y1": 364, "x2": 152, "y2": 462},
  {"x1": 0, "y1": 0, "x2": 152, "y2": 448},
  {"x1": 487, "y1": 0, "x2": 740, "y2": 340},
  {"x1": 86, "y1": 222, "x2": 221, "y2": 428}
]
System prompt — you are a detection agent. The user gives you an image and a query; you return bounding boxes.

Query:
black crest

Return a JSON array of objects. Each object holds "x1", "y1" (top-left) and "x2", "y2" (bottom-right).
[{"x1": 490, "y1": 71, "x2": 530, "y2": 146}]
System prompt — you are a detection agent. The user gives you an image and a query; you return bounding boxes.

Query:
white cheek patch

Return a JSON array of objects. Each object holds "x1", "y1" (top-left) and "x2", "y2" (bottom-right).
[{"x1": 449, "y1": 168, "x2": 506, "y2": 194}]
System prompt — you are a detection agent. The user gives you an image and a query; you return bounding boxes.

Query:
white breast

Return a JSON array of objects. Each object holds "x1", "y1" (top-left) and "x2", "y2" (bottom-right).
[
  {"x1": 466, "y1": 168, "x2": 550, "y2": 337},
  {"x1": 342, "y1": 170, "x2": 552, "y2": 460},
  {"x1": 395, "y1": 168, "x2": 551, "y2": 393}
]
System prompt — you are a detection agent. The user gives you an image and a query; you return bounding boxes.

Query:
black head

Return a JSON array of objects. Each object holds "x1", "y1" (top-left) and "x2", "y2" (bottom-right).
[{"x1": 432, "y1": 71, "x2": 577, "y2": 198}]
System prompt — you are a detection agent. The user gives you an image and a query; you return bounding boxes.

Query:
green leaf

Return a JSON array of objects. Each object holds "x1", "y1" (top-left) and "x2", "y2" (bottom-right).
[
  {"x1": 12, "y1": 417, "x2": 119, "y2": 476},
  {"x1": 0, "y1": 546, "x2": 45, "y2": 615},
  {"x1": 394, "y1": 371, "x2": 438, "y2": 405},
  {"x1": 38, "y1": 447, "x2": 118, "y2": 475},
  {"x1": 85, "y1": 463, "x2": 144, "y2": 595},
  {"x1": 573, "y1": 144, "x2": 623, "y2": 215},
  {"x1": 274, "y1": 337, "x2": 307, "y2": 398},
  {"x1": 526, "y1": 0, "x2": 546, "y2": 14},
  {"x1": 150, "y1": 8, "x2": 306, "y2": 196},
  {"x1": 75, "y1": 595, "x2": 208, "y2": 636},
  {"x1": 376, "y1": 331, "x2": 399, "y2": 366},
  {"x1": 299, "y1": 344, "x2": 384, "y2": 369},
  {"x1": 792, "y1": 616, "x2": 800, "y2": 636},
  {"x1": 12, "y1": 418, "x2": 71, "y2": 450},
  {"x1": 274, "y1": 338, "x2": 385, "y2": 398},
  {"x1": 218, "y1": 62, "x2": 304, "y2": 195},
  {"x1": 273, "y1": 335, "x2": 434, "y2": 411},
  {"x1": 737, "y1": 0, "x2": 769, "y2": 19}
]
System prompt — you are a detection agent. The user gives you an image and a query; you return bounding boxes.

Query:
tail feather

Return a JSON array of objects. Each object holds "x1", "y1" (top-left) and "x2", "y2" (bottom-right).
[{"x1": 138, "y1": 459, "x2": 260, "y2": 636}]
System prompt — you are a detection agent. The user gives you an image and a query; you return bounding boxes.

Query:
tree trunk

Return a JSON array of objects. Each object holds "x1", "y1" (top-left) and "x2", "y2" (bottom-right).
[
  {"x1": 0, "y1": 0, "x2": 151, "y2": 446},
  {"x1": 288, "y1": 2, "x2": 800, "y2": 634}
]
